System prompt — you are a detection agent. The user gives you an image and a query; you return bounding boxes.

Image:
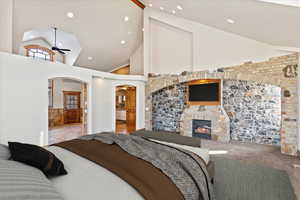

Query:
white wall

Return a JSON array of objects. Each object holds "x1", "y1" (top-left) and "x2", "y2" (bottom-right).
[
  {"x1": 0, "y1": 0, "x2": 13, "y2": 53},
  {"x1": 150, "y1": 19, "x2": 193, "y2": 74},
  {"x1": 130, "y1": 44, "x2": 144, "y2": 75},
  {"x1": 0, "y1": 53, "x2": 146, "y2": 146},
  {"x1": 92, "y1": 78, "x2": 145, "y2": 133},
  {"x1": 144, "y1": 8, "x2": 290, "y2": 75}
]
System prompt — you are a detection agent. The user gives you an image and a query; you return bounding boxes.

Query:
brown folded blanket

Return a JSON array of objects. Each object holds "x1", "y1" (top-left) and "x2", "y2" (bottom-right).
[{"x1": 54, "y1": 139, "x2": 184, "y2": 200}]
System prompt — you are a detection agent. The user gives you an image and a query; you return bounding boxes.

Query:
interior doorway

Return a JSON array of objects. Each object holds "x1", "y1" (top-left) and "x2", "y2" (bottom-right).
[
  {"x1": 115, "y1": 85, "x2": 136, "y2": 134},
  {"x1": 48, "y1": 78, "x2": 88, "y2": 144}
]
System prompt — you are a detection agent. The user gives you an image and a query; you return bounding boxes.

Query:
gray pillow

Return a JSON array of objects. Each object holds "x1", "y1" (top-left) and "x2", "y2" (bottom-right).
[
  {"x1": 132, "y1": 130, "x2": 201, "y2": 147},
  {"x1": 0, "y1": 160, "x2": 62, "y2": 200},
  {"x1": 0, "y1": 144, "x2": 11, "y2": 160}
]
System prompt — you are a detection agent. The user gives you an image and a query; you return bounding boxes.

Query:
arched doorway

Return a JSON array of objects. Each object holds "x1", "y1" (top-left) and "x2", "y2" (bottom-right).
[
  {"x1": 48, "y1": 78, "x2": 88, "y2": 144},
  {"x1": 115, "y1": 85, "x2": 136, "y2": 134}
]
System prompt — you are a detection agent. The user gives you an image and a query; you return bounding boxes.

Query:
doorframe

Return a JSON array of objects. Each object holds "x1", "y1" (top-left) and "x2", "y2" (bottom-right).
[
  {"x1": 46, "y1": 76, "x2": 91, "y2": 145},
  {"x1": 112, "y1": 83, "x2": 139, "y2": 133}
]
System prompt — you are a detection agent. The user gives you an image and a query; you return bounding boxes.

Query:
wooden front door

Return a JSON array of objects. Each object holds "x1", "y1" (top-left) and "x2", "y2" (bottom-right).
[
  {"x1": 63, "y1": 91, "x2": 81, "y2": 124},
  {"x1": 125, "y1": 87, "x2": 136, "y2": 133}
]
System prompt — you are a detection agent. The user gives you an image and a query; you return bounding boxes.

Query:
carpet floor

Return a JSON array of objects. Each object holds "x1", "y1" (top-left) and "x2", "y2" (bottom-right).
[{"x1": 213, "y1": 157, "x2": 296, "y2": 200}]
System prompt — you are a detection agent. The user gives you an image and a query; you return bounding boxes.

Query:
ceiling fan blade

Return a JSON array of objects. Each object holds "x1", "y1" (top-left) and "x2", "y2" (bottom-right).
[
  {"x1": 57, "y1": 49, "x2": 66, "y2": 55},
  {"x1": 52, "y1": 46, "x2": 59, "y2": 51},
  {"x1": 59, "y1": 48, "x2": 71, "y2": 52}
]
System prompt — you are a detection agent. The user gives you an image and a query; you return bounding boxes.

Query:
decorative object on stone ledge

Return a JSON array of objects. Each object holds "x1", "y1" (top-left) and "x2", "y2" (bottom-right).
[
  {"x1": 284, "y1": 118, "x2": 297, "y2": 122},
  {"x1": 284, "y1": 90, "x2": 291, "y2": 98},
  {"x1": 283, "y1": 64, "x2": 298, "y2": 78},
  {"x1": 181, "y1": 71, "x2": 189, "y2": 76},
  {"x1": 198, "y1": 106, "x2": 206, "y2": 112}
]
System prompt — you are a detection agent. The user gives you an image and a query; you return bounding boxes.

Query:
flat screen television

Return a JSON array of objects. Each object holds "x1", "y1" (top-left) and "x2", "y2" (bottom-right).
[{"x1": 188, "y1": 80, "x2": 220, "y2": 105}]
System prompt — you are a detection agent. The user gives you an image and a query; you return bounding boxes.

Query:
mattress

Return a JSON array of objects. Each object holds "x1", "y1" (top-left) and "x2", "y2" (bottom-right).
[{"x1": 47, "y1": 141, "x2": 210, "y2": 200}]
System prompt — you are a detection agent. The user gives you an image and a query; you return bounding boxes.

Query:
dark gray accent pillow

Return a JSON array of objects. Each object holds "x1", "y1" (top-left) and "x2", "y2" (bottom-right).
[
  {"x1": 0, "y1": 144, "x2": 11, "y2": 160},
  {"x1": 132, "y1": 130, "x2": 201, "y2": 147},
  {"x1": 9, "y1": 142, "x2": 67, "y2": 177}
]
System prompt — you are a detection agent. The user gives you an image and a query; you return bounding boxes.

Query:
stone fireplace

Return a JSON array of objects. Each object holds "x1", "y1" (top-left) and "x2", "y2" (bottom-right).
[
  {"x1": 146, "y1": 54, "x2": 299, "y2": 155},
  {"x1": 179, "y1": 105, "x2": 230, "y2": 142},
  {"x1": 192, "y1": 120, "x2": 212, "y2": 139}
]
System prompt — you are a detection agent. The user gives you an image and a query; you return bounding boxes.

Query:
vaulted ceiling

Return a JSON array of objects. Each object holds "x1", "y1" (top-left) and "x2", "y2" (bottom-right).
[
  {"x1": 13, "y1": 0, "x2": 143, "y2": 71},
  {"x1": 13, "y1": 0, "x2": 300, "y2": 71},
  {"x1": 141, "y1": 0, "x2": 300, "y2": 48}
]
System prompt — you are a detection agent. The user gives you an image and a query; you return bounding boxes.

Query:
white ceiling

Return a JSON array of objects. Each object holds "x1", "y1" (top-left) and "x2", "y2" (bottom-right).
[
  {"x1": 13, "y1": 0, "x2": 143, "y2": 71},
  {"x1": 141, "y1": 0, "x2": 300, "y2": 48}
]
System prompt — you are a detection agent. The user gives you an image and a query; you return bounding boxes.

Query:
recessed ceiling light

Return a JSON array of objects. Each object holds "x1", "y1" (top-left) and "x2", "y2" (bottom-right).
[
  {"x1": 172, "y1": 10, "x2": 176, "y2": 14},
  {"x1": 176, "y1": 5, "x2": 183, "y2": 10},
  {"x1": 149, "y1": 3, "x2": 153, "y2": 7},
  {"x1": 124, "y1": 16, "x2": 129, "y2": 22},
  {"x1": 120, "y1": 40, "x2": 126, "y2": 45},
  {"x1": 226, "y1": 18, "x2": 235, "y2": 24},
  {"x1": 160, "y1": 6, "x2": 164, "y2": 10},
  {"x1": 88, "y1": 56, "x2": 93, "y2": 60},
  {"x1": 142, "y1": 28, "x2": 145, "y2": 32},
  {"x1": 67, "y1": 12, "x2": 74, "y2": 18}
]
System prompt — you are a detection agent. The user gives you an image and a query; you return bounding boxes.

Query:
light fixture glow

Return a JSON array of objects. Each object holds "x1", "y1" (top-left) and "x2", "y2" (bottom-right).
[
  {"x1": 159, "y1": 6, "x2": 164, "y2": 10},
  {"x1": 176, "y1": 5, "x2": 183, "y2": 10},
  {"x1": 120, "y1": 40, "x2": 126, "y2": 45},
  {"x1": 257, "y1": 0, "x2": 300, "y2": 8},
  {"x1": 149, "y1": 3, "x2": 153, "y2": 7},
  {"x1": 124, "y1": 16, "x2": 129, "y2": 22},
  {"x1": 172, "y1": 10, "x2": 176, "y2": 14},
  {"x1": 88, "y1": 56, "x2": 93, "y2": 61},
  {"x1": 226, "y1": 18, "x2": 235, "y2": 24},
  {"x1": 209, "y1": 150, "x2": 228, "y2": 155},
  {"x1": 67, "y1": 12, "x2": 74, "y2": 18}
]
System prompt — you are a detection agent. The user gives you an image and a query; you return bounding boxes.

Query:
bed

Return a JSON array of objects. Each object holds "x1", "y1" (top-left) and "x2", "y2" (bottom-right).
[{"x1": 1, "y1": 132, "x2": 215, "y2": 200}]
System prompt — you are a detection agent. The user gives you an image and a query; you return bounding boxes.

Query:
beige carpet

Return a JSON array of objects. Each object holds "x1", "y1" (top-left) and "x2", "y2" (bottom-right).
[{"x1": 202, "y1": 139, "x2": 300, "y2": 200}]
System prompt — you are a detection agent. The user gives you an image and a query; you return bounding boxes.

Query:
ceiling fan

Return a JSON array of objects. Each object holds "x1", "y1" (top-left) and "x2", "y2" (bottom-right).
[{"x1": 51, "y1": 27, "x2": 71, "y2": 55}]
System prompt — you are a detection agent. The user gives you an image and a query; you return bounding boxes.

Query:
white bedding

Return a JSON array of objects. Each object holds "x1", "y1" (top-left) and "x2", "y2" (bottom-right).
[{"x1": 47, "y1": 142, "x2": 210, "y2": 200}]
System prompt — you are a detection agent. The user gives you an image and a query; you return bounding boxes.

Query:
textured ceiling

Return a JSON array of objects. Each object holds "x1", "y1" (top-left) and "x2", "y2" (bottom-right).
[
  {"x1": 141, "y1": 0, "x2": 300, "y2": 48},
  {"x1": 13, "y1": 0, "x2": 143, "y2": 71}
]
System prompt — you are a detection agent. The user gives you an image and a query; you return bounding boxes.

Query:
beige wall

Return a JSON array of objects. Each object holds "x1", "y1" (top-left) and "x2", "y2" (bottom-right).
[
  {"x1": 130, "y1": 44, "x2": 144, "y2": 75},
  {"x1": 0, "y1": 0, "x2": 13, "y2": 53},
  {"x1": 298, "y1": 53, "x2": 300, "y2": 152}
]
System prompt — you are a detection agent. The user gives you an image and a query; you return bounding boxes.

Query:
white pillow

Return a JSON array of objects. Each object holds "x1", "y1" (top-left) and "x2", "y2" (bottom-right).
[
  {"x1": 0, "y1": 144, "x2": 10, "y2": 160},
  {"x1": 150, "y1": 139, "x2": 210, "y2": 164}
]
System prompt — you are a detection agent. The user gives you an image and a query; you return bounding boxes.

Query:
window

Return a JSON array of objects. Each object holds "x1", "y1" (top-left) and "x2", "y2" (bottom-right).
[{"x1": 24, "y1": 45, "x2": 55, "y2": 62}]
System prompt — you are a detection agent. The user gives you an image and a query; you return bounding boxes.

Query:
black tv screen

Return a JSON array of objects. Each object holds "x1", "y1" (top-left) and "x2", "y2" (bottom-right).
[{"x1": 189, "y1": 83, "x2": 219, "y2": 101}]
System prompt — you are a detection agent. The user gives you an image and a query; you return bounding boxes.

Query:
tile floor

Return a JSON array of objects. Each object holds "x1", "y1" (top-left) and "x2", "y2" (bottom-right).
[{"x1": 48, "y1": 123, "x2": 83, "y2": 145}]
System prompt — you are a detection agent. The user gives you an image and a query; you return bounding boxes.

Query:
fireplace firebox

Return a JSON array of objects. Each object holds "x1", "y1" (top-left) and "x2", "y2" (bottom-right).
[{"x1": 192, "y1": 120, "x2": 212, "y2": 139}]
